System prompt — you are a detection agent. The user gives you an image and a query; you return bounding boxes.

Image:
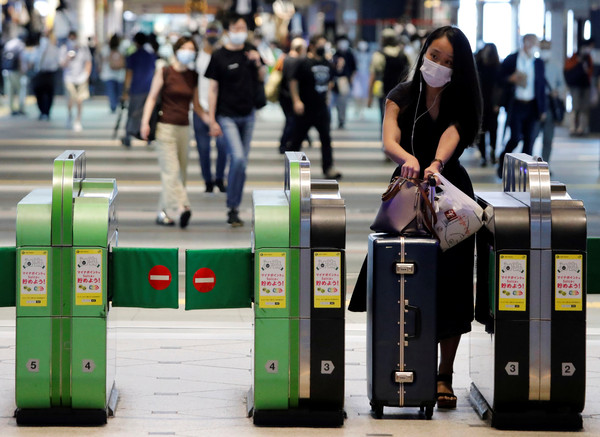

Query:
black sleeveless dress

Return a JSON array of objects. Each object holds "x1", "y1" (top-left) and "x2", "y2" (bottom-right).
[{"x1": 388, "y1": 82, "x2": 475, "y2": 340}]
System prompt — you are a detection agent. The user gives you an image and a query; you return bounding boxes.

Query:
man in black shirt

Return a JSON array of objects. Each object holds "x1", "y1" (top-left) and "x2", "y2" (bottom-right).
[
  {"x1": 205, "y1": 12, "x2": 265, "y2": 227},
  {"x1": 278, "y1": 37, "x2": 306, "y2": 154},
  {"x1": 289, "y1": 35, "x2": 342, "y2": 180}
]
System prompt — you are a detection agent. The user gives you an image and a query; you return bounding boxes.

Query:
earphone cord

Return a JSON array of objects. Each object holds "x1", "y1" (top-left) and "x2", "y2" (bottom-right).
[{"x1": 410, "y1": 78, "x2": 447, "y2": 156}]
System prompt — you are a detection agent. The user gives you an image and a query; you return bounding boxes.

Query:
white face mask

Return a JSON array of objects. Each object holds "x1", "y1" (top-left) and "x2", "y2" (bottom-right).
[
  {"x1": 420, "y1": 56, "x2": 452, "y2": 88},
  {"x1": 229, "y1": 31, "x2": 247, "y2": 46},
  {"x1": 176, "y1": 49, "x2": 196, "y2": 65}
]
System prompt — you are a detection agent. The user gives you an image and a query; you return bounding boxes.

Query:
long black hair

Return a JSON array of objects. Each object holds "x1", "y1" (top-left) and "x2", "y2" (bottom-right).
[{"x1": 405, "y1": 26, "x2": 482, "y2": 148}]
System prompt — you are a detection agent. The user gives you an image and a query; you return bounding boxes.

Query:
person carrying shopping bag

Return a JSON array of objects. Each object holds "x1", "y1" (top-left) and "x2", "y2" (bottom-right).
[{"x1": 140, "y1": 36, "x2": 200, "y2": 228}]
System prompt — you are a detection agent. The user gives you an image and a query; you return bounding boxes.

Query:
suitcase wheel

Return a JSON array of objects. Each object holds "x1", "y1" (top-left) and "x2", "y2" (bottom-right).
[
  {"x1": 425, "y1": 405, "x2": 434, "y2": 420},
  {"x1": 370, "y1": 401, "x2": 384, "y2": 419}
]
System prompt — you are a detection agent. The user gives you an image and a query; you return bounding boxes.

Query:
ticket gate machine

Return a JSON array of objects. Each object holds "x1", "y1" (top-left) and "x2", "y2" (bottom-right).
[
  {"x1": 470, "y1": 154, "x2": 586, "y2": 430},
  {"x1": 1, "y1": 151, "x2": 179, "y2": 425},
  {"x1": 250, "y1": 152, "x2": 346, "y2": 426},
  {"x1": 185, "y1": 152, "x2": 346, "y2": 426}
]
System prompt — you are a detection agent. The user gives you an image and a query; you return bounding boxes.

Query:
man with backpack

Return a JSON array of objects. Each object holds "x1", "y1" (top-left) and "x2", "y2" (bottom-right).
[
  {"x1": 368, "y1": 29, "x2": 409, "y2": 123},
  {"x1": 1, "y1": 33, "x2": 26, "y2": 116}
]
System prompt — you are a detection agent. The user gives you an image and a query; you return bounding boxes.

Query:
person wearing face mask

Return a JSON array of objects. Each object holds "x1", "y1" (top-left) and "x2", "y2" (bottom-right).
[
  {"x1": 564, "y1": 39, "x2": 595, "y2": 136},
  {"x1": 194, "y1": 21, "x2": 228, "y2": 194},
  {"x1": 289, "y1": 34, "x2": 342, "y2": 180},
  {"x1": 474, "y1": 43, "x2": 501, "y2": 167},
  {"x1": 496, "y1": 34, "x2": 545, "y2": 178},
  {"x1": 539, "y1": 40, "x2": 566, "y2": 163},
  {"x1": 331, "y1": 35, "x2": 357, "y2": 129},
  {"x1": 205, "y1": 12, "x2": 266, "y2": 227},
  {"x1": 349, "y1": 26, "x2": 482, "y2": 410},
  {"x1": 140, "y1": 36, "x2": 200, "y2": 228},
  {"x1": 60, "y1": 31, "x2": 93, "y2": 132},
  {"x1": 352, "y1": 40, "x2": 372, "y2": 120}
]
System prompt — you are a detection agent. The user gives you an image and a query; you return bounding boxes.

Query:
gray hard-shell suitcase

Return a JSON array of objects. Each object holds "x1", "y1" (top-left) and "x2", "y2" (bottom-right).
[{"x1": 367, "y1": 233, "x2": 438, "y2": 419}]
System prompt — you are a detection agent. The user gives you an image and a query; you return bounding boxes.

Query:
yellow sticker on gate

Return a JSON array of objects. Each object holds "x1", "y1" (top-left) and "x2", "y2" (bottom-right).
[
  {"x1": 498, "y1": 254, "x2": 527, "y2": 311},
  {"x1": 314, "y1": 252, "x2": 342, "y2": 308},
  {"x1": 555, "y1": 254, "x2": 583, "y2": 311},
  {"x1": 258, "y1": 252, "x2": 286, "y2": 309},
  {"x1": 20, "y1": 250, "x2": 48, "y2": 307},
  {"x1": 75, "y1": 249, "x2": 103, "y2": 306}
]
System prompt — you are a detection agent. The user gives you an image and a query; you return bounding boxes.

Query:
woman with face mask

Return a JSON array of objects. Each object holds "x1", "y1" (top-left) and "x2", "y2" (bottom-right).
[
  {"x1": 381, "y1": 26, "x2": 482, "y2": 409},
  {"x1": 140, "y1": 36, "x2": 201, "y2": 228}
]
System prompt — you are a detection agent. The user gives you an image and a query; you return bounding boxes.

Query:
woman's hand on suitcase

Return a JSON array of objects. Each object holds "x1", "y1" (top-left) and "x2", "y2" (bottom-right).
[{"x1": 401, "y1": 155, "x2": 420, "y2": 179}]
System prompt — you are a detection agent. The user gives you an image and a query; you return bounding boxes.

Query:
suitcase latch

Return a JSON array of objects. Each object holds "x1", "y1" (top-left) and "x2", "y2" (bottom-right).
[
  {"x1": 395, "y1": 371, "x2": 414, "y2": 383},
  {"x1": 395, "y1": 263, "x2": 415, "y2": 275}
]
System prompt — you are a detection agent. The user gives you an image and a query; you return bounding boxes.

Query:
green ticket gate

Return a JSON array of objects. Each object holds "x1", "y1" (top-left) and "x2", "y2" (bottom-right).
[
  {"x1": 1, "y1": 150, "x2": 345, "y2": 426},
  {"x1": 2, "y1": 151, "x2": 179, "y2": 425},
  {"x1": 185, "y1": 152, "x2": 346, "y2": 426},
  {"x1": 471, "y1": 153, "x2": 586, "y2": 430}
]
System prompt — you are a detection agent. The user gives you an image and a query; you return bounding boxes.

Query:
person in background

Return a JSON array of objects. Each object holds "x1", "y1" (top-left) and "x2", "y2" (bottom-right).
[
  {"x1": 60, "y1": 31, "x2": 92, "y2": 131},
  {"x1": 368, "y1": 28, "x2": 409, "y2": 123},
  {"x1": 564, "y1": 39, "x2": 594, "y2": 136},
  {"x1": 121, "y1": 32, "x2": 156, "y2": 147},
  {"x1": 99, "y1": 33, "x2": 126, "y2": 113},
  {"x1": 206, "y1": 12, "x2": 266, "y2": 227},
  {"x1": 497, "y1": 34, "x2": 545, "y2": 177},
  {"x1": 289, "y1": 34, "x2": 341, "y2": 180},
  {"x1": 331, "y1": 34, "x2": 356, "y2": 129},
  {"x1": 1, "y1": 32, "x2": 26, "y2": 116},
  {"x1": 475, "y1": 42, "x2": 501, "y2": 166},
  {"x1": 31, "y1": 30, "x2": 60, "y2": 120},
  {"x1": 540, "y1": 39, "x2": 566, "y2": 163},
  {"x1": 278, "y1": 36, "x2": 306, "y2": 154},
  {"x1": 194, "y1": 21, "x2": 228, "y2": 194},
  {"x1": 352, "y1": 40, "x2": 372, "y2": 120},
  {"x1": 53, "y1": 1, "x2": 74, "y2": 47},
  {"x1": 140, "y1": 36, "x2": 200, "y2": 228}
]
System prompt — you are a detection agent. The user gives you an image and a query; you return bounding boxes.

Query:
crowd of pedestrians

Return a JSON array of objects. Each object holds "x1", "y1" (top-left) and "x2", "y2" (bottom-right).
[{"x1": 2, "y1": 2, "x2": 600, "y2": 230}]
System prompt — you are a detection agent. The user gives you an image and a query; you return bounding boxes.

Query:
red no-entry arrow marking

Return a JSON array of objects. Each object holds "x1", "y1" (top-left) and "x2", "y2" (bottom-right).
[
  {"x1": 193, "y1": 268, "x2": 216, "y2": 293},
  {"x1": 148, "y1": 265, "x2": 172, "y2": 290}
]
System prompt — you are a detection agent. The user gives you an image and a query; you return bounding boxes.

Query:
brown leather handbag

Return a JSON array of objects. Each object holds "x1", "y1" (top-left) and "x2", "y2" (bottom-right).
[{"x1": 370, "y1": 176, "x2": 437, "y2": 236}]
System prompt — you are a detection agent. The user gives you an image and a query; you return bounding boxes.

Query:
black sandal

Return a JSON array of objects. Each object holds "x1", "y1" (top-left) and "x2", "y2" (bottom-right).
[{"x1": 436, "y1": 374, "x2": 457, "y2": 409}]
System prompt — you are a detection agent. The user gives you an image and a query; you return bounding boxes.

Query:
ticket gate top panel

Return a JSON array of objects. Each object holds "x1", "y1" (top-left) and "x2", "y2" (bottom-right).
[{"x1": 16, "y1": 189, "x2": 53, "y2": 247}]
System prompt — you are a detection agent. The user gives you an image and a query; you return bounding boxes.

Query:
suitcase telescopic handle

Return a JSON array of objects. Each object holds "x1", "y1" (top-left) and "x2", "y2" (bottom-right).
[{"x1": 405, "y1": 304, "x2": 421, "y2": 339}]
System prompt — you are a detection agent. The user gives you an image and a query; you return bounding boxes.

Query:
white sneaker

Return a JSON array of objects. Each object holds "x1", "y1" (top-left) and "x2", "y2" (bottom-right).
[{"x1": 73, "y1": 121, "x2": 82, "y2": 132}]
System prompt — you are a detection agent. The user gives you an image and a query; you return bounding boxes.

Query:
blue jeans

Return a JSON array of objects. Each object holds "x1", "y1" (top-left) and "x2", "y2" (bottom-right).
[
  {"x1": 193, "y1": 113, "x2": 227, "y2": 184},
  {"x1": 218, "y1": 112, "x2": 255, "y2": 209},
  {"x1": 105, "y1": 79, "x2": 123, "y2": 112}
]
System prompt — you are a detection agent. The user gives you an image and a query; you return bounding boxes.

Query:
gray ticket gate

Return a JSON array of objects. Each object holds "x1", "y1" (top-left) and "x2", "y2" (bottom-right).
[{"x1": 470, "y1": 153, "x2": 587, "y2": 430}]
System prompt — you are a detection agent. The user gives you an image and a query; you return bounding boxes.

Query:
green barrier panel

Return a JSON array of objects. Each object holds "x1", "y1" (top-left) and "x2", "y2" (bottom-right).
[
  {"x1": 588, "y1": 237, "x2": 600, "y2": 294},
  {"x1": 185, "y1": 248, "x2": 252, "y2": 310},
  {"x1": 16, "y1": 317, "x2": 52, "y2": 408},
  {"x1": 0, "y1": 247, "x2": 16, "y2": 307},
  {"x1": 254, "y1": 318, "x2": 290, "y2": 410},
  {"x1": 72, "y1": 317, "x2": 107, "y2": 409},
  {"x1": 110, "y1": 247, "x2": 179, "y2": 308}
]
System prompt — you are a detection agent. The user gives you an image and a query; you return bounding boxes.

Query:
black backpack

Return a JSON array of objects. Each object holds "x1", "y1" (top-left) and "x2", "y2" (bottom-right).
[
  {"x1": 2, "y1": 47, "x2": 21, "y2": 71},
  {"x1": 382, "y1": 51, "x2": 409, "y2": 96}
]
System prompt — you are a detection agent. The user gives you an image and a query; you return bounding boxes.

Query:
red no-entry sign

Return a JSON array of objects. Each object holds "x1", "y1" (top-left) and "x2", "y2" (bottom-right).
[
  {"x1": 148, "y1": 265, "x2": 172, "y2": 290},
  {"x1": 193, "y1": 268, "x2": 216, "y2": 293}
]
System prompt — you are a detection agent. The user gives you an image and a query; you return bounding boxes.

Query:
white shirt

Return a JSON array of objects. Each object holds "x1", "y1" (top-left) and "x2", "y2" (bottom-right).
[
  {"x1": 61, "y1": 44, "x2": 92, "y2": 85},
  {"x1": 515, "y1": 49, "x2": 535, "y2": 101},
  {"x1": 236, "y1": 0, "x2": 252, "y2": 15},
  {"x1": 196, "y1": 49, "x2": 212, "y2": 112}
]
